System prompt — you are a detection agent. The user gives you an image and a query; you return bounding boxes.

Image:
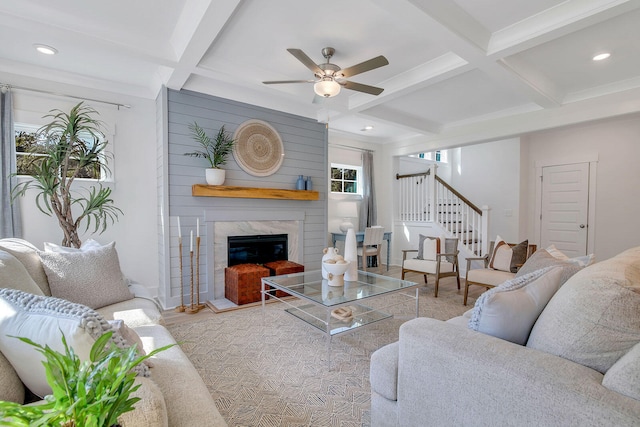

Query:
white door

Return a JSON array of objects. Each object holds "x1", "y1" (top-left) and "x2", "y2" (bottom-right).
[{"x1": 540, "y1": 163, "x2": 589, "y2": 257}]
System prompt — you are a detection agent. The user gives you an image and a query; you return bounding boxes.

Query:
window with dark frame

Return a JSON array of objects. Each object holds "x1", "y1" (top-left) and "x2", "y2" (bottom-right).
[{"x1": 331, "y1": 165, "x2": 359, "y2": 194}]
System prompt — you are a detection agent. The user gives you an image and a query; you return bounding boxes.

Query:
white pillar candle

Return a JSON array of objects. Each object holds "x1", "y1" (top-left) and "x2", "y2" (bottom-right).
[
  {"x1": 197, "y1": 218, "x2": 200, "y2": 237},
  {"x1": 177, "y1": 216, "x2": 181, "y2": 238},
  {"x1": 190, "y1": 230, "x2": 193, "y2": 252}
]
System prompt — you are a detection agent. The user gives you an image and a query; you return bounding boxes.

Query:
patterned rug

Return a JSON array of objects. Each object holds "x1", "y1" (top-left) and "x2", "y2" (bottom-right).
[{"x1": 167, "y1": 282, "x2": 471, "y2": 427}]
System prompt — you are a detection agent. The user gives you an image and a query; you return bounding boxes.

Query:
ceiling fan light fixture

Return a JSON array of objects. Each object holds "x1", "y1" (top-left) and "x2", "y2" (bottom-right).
[{"x1": 314, "y1": 79, "x2": 341, "y2": 98}]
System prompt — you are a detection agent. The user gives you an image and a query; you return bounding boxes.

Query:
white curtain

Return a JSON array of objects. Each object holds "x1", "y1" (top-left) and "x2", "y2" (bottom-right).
[
  {"x1": 0, "y1": 87, "x2": 22, "y2": 238},
  {"x1": 359, "y1": 150, "x2": 376, "y2": 229}
]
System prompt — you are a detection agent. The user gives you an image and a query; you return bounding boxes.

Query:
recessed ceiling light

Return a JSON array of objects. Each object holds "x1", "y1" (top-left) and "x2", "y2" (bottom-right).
[
  {"x1": 592, "y1": 52, "x2": 610, "y2": 61},
  {"x1": 33, "y1": 44, "x2": 58, "y2": 55},
  {"x1": 361, "y1": 125, "x2": 374, "y2": 131}
]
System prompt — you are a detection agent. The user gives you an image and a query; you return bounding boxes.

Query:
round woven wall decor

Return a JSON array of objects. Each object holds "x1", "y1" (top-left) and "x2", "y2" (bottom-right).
[{"x1": 232, "y1": 119, "x2": 284, "y2": 177}]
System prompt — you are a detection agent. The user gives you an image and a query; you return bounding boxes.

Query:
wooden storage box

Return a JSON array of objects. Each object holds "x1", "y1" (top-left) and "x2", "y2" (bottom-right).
[
  {"x1": 264, "y1": 260, "x2": 305, "y2": 298},
  {"x1": 224, "y1": 263, "x2": 270, "y2": 305}
]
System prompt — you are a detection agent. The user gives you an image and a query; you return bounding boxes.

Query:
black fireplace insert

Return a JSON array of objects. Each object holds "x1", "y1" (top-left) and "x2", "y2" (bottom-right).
[{"x1": 227, "y1": 234, "x2": 288, "y2": 266}]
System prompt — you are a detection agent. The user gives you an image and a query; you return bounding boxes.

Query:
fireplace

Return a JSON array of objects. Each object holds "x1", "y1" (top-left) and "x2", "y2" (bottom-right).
[{"x1": 227, "y1": 234, "x2": 288, "y2": 266}]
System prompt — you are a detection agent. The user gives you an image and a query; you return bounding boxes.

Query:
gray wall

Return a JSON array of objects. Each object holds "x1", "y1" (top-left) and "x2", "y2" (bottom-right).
[{"x1": 159, "y1": 88, "x2": 327, "y2": 308}]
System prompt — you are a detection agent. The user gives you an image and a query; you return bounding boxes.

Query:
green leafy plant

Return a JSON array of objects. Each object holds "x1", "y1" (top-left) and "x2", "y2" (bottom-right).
[
  {"x1": 11, "y1": 102, "x2": 123, "y2": 248},
  {"x1": 184, "y1": 122, "x2": 235, "y2": 169},
  {"x1": 0, "y1": 331, "x2": 173, "y2": 427}
]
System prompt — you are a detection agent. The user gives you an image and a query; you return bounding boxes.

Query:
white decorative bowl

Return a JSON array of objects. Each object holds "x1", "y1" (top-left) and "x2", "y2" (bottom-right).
[{"x1": 322, "y1": 260, "x2": 350, "y2": 287}]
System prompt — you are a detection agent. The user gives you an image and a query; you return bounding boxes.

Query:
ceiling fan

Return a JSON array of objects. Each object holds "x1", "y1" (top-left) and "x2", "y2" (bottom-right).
[{"x1": 263, "y1": 47, "x2": 389, "y2": 98}]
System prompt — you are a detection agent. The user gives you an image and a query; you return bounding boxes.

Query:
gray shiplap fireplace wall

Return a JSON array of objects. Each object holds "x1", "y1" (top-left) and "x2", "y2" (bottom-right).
[{"x1": 157, "y1": 88, "x2": 327, "y2": 309}]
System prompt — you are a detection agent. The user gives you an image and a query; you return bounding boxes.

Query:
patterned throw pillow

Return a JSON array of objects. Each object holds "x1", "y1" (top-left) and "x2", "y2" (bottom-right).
[
  {"x1": 0, "y1": 289, "x2": 149, "y2": 397},
  {"x1": 509, "y1": 239, "x2": 529, "y2": 273}
]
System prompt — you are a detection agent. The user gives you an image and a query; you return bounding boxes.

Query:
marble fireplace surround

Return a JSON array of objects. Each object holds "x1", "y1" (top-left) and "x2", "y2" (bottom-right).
[{"x1": 205, "y1": 209, "x2": 305, "y2": 302}]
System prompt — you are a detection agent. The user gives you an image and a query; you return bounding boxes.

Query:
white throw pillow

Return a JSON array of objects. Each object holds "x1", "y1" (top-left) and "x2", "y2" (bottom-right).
[
  {"x1": 0, "y1": 238, "x2": 51, "y2": 295},
  {"x1": 489, "y1": 236, "x2": 513, "y2": 272},
  {"x1": 108, "y1": 319, "x2": 153, "y2": 367},
  {"x1": 417, "y1": 235, "x2": 439, "y2": 261},
  {"x1": 602, "y1": 341, "x2": 640, "y2": 401},
  {"x1": 527, "y1": 246, "x2": 640, "y2": 374},
  {"x1": 468, "y1": 266, "x2": 564, "y2": 345},
  {"x1": 0, "y1": 249, "x2": 44, "y2": 296},
  {"x1": 39, "y1": 242, "x2": 133, "y2": 309},
  {"x1": 0, "y1": 289, "x2": 149, "y2": 397},
  {"x1": 546, "y1": 244, "x2": 595, "y2": 267},
  {"x1": 43, "y1": 238, "x2": 105, "y2": 253}
]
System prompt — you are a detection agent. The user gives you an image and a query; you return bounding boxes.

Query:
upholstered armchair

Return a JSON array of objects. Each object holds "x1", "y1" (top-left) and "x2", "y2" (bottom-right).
[
  {"x1": 464, "y1": 238, "x2": 537, "y2": 305},
  {"x1": 401, "y1": 236, "x2": 460, "y2": 297}
]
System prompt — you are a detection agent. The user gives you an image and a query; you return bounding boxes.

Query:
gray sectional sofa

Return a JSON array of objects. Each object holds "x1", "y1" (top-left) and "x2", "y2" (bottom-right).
[
  {"x1": 370, "y1": 246, "x2": 640, "y2": 426},
  {"x1": 0, "y1": 238, "x2": 226, "y2": 426}
]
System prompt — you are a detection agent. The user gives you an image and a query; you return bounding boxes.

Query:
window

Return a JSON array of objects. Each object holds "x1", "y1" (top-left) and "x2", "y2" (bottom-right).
[
  {"x1": 15, "y1": 123, "x2": 103, "y2": 180},
  {"x1": 412, "y1": 149, "x2": 448, "y2": 163},
  {"x1": 331, "y1": 163, "x2": 362, "y2": 195}
]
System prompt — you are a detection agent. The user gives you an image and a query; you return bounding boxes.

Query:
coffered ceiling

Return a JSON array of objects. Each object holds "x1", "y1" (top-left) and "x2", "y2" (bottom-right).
[{"x1": 1, "y1": 0, "x2": 639, "y2": 148}]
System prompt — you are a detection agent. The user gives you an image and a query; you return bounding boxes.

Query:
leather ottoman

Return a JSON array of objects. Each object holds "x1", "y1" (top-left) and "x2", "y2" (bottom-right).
[
  {"x1": 225, "y1": 263, "x2": 270, "y2": 305},
  {"x1": 264, "y1": 260, "x2": 305, "y2": 298}
]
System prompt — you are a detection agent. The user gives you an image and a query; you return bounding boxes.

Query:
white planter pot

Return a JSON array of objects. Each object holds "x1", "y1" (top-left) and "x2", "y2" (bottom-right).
[{"x1": 205, "y1": 168, "x2": 225, "y2": 185}]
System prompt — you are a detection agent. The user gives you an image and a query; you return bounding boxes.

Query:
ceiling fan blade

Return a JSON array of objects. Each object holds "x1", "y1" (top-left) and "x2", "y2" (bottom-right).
[
  {"x1": 339, "y1": 55, "x2": 389, "y2": 78},
  {"x1": 342, "y1": 80, "x2": 384, "y2": 96},
  {"x1": 287, "y1": 48, "x2": 323, "y2": 75},
  {"x1": 312, "y1": 94, "x2": 325, "y2": 104},
  {"x1": 263, "y1": 79, "x2": 316, "y2": 84}
]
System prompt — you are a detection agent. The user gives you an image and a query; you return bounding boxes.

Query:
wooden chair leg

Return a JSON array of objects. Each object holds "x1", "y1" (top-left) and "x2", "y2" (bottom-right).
[
  {"x1": 434, "y1": 277, "x2": 439, "y2": 298},
  {"x1": 464, "y1": 282, "x2": 469, "y2": 306},
  {"x1": 456, "y1": 273, "x2": 461, "y2": 290}
]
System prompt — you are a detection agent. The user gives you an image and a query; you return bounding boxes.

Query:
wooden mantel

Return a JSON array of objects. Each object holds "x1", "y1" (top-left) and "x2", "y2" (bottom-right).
[{"x1": 192, "y1": 184, "x2": 319, "y2": 200}]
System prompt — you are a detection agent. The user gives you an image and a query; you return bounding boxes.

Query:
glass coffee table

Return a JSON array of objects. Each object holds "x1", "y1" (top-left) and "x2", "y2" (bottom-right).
[{"x1": 261, "y1": 270, "x2": 419, "y2": 365}]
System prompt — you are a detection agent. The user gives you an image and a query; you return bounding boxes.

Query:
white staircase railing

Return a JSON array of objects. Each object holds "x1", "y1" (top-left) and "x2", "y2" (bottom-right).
[{"x1": 396, "y1": 167, "x2": 489, "y2": 256}]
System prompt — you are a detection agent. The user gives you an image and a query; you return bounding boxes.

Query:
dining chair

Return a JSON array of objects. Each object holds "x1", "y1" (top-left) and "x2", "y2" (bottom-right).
[{"x1": 357, "y1": 226, "x2": 385, "y2": 273}]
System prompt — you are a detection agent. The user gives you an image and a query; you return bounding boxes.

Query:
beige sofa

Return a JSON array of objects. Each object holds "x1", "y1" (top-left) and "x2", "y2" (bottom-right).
[
  {"x1": 370, "y1": 246, "x2": 640, "y2": 426},
  {"x1": 0, "y1": 238, "x2": 226, "y2": 427}
]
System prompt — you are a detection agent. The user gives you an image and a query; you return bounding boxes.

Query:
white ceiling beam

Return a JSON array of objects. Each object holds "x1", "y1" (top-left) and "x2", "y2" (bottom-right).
[
  {"x1": 166, "y1": 0, "x2": 243, "y2": 90},
  {"x1": 407, "y1": 0, "x2": 491, "y2": 51},
  {"x1": 348, "y1": 53, "x2": 469, "y2": 111},
  {"x1": 488, "y1": 0, "x2": 640, "y2": 56},
  {"x1": 360, "y1": 105, "x2": 443, "y2": 135},
  {"x1": 391, "y1": 86, "x2": 640, "y2": 156},
  {"x1": 372, "y1": 0, "x2": 562, "y2": 110}
]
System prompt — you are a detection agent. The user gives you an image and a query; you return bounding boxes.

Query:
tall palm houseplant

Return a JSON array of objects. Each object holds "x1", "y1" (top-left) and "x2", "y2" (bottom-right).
[{"x1": 12, "y1": 102, "x2": 122, "y2": 248}]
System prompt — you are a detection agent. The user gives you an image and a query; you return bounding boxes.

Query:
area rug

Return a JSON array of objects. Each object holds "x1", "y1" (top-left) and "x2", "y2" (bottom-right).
[{"x1": 167, "y1": 285, "x2": 471, "y2": 427}]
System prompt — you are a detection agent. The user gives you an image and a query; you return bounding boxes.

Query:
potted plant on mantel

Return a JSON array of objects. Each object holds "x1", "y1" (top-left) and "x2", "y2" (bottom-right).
[
  {"x1": 11, "y1": 102, "x2": 122, "y2": 248},
  {"x1": 184, "y1": 122, "x2": 235, "y2": 186}
]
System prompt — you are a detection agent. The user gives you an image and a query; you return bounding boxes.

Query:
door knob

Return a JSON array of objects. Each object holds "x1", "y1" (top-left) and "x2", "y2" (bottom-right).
[{"x1": 579, "y1": 224, "x2": 586, "y2": 229}]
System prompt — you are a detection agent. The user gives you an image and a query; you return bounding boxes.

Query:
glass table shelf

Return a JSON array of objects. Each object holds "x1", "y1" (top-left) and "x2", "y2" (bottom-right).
[
  {"x1": 262, "y1": 269, "x2": 419, "y2": 366},
  {"x1": 285, "y1": 303, "x2": 392, "y2": 336}
]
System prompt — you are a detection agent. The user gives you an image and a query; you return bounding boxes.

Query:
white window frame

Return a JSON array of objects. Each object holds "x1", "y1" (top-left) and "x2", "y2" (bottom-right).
[{"x1": 330, "y1": 163, "x2": 363, "y2": 196}]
